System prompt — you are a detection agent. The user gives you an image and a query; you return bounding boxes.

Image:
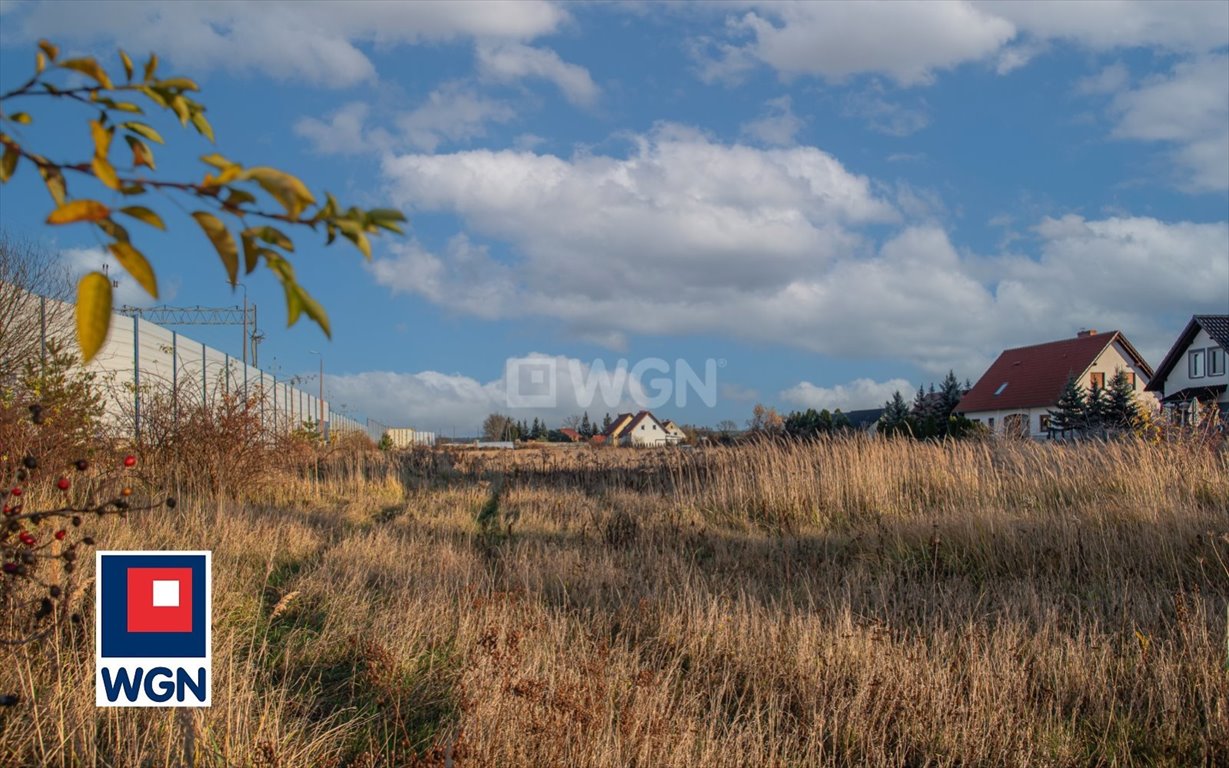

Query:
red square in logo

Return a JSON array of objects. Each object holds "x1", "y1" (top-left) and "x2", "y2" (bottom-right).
[{"x1": 127, "y1": 567, "x2": 193, "y2": 633}]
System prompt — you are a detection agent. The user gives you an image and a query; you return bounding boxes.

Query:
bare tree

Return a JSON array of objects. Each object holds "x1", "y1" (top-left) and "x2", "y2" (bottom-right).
[
  {"x1": 0, "y1": 233, "x2": 73, "y2": 386},
  {"x1": 482, "y1": 413, "x2": 514, "y2": 441},
  {"x1": 561, "y1": 414, "x2": 582, "y2": 431}
]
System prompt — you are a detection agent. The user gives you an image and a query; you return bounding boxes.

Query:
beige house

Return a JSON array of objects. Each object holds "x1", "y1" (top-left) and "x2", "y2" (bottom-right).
[
  {"x1": 619, "y1": 411, "x2": 668, "y2": 447},
  {"x1": 1145, "y1": 315, "x2": 1229, "y2": 424},
  {"x1": 958, "y1": 330, "x2": 1154, "y2": 439},
  {"x1": 660, "y1": 419, "x2": 687, "y2": 444}
]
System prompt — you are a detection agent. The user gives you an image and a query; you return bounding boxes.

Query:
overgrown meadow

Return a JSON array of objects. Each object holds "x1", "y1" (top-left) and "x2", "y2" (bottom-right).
[{"x1": 2, "y1": 430, "x2": 1227, "y2": 767}]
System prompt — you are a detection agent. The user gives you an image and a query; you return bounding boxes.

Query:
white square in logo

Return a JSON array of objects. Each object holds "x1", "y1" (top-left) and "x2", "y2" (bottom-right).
[
  {"x1": 152, "y1": 580, "x2": 180, "y2": 607},
  {"x1": 505, "y1": 358, "x2": 557, "y2": 408}
]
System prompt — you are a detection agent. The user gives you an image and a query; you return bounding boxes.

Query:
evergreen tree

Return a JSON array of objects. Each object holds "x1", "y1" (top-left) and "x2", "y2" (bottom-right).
[
  {"x1": 939, "y1": 370, "x2": 962, "y2": 419},
  {"x1": 880, "y1": 391, "x2": 911, "y2": 435},
  {"x1": 1049, "y1": 375, "x2": 1085, "y2": 437},
  {"x1": 1106, "y1": 369, "x2": 1138, "y2": 432},
  {"x1": 912, "y1": 385, "x2": 929, "y2": 418},
  {"x1": 602, "y1": 413, "x2": 613, "y2": 432},
  {"x1": 580, "y1": 411, "x2": 592, "y2": 437},
  {"x1": 831, "y1": 409, "x2": 851, "y2": 431},
  {"x1": 1084, "y1": 381, "x2": 1108, "y2": 434}
]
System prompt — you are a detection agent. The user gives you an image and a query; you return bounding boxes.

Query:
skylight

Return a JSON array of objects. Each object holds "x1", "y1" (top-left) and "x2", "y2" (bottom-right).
[{"x1": 994, "y1": 382, "x2": 1009, "y2": 396}]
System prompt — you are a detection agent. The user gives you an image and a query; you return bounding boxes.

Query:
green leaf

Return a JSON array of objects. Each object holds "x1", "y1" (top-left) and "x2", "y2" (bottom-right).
[
  {"x1": 192, "y1": 211, "x2": 238, "y2": 284},
  {"x1": 242, "y1": 166, "x2": 315, "y2": 219},
  {"x1": 47, "y1": 199, "x2": 109, "y2": 224},
  {"x1": 61, "y1": 57, "x2": 113, "y2": 89},
  {"x1": 241, "y1": 232, "x2": 259, "y2": 275},
  {"x1": 75, "y1": 272, "x2": 112, "y2": 363},
  {"x1": 0, "y1": 146, "x2": 17, "y2": 182},
  {"x1": 122, "y1": 121, "x2": 164, "y2": 144},
  {"x1": 119, "y1": 205, "x2": 165, "y2": 230},
  {"x1": 108, "y1": 242, "x2": 158, "y2": 298},
  {"x1": 119, "y1": 49, "x2": 133, "y2": 81},
  {"x1": 190, "y1": 112, "x2": 214, "y2": 142},
  {"x1": 367, "y1": 207, "x2": 407, "y2": 234},
  {"x1": 251, "y1": 225, "x2": 294, "y2": 251}
]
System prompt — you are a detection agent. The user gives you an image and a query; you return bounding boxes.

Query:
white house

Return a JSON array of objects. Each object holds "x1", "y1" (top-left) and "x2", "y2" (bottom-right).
[
  {"x1": 1145, "y1": 315, "x2": 1229, "y2": 424},
  {"x1": 957, "y1": 329, "x2": 1155, "y2": 439},
  {"x1": 619, "y1": 411, "x2": 669, "y2": 447},
  {"x1": 660, "y1": 419, "x2": 687, "y2": 444}
]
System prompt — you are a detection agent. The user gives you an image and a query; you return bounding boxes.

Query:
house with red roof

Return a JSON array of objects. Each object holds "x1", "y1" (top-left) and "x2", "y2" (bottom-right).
[
  {"x1": 1145, "y1": 315, "x2": 1229, "y2": 424},
  {"x1": 558, "y1": 427, "x2": 582, "y2": 442},
  {"x1": 957, "y1": 330, "x2": 1155, "y2": 439}
]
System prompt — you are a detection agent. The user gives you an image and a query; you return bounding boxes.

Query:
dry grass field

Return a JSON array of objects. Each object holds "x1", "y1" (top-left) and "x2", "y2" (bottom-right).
[{"x1": 2, "y1": 437, "x2": 1227, "y2": 767}]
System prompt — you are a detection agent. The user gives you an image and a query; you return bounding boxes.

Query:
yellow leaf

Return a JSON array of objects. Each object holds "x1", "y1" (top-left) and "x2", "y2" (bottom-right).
[
  {"x1": 251, "y1": 225, "x2": 294, "y2": 252},
  {"x1": 123, "y1": 121, "x2": 164, "y2": 144},
  {"x1": 8, "y1": 113, "x2": 32, "y2": 125},
  {"x1": 170, "y1": 95, "x2": 190, "y2": 125},
  {"x1": 75, "y1": 272, "x2": 112, "y2": 363},
  {"x1": 137, "y1": 85, "x2": 167, "y2": 109},
  {"x1": 90, "y1": 120, "x2": 112, "y2": 159},
  {"x1": 125, "y1": 135, "x2": 155, "y2": 170},
  {"x1": 119, "y1": 49, "x2": 133, "y2": 81},
  {"x1": 35, "y1": 51, "x2": 46, "y2": 75},
  {"x1": 38, "y1": 40, "x2": 59, "y2": 62},
  {"x1": 39, "y1": 166, "x2": 66, "y2": 205},
  {"x1": 192, "y1": 211, "x2": 238, "y2": 284},
  {"x1": 119, "y1": 205, "x2": 164, "y2": 230},
  {"x1": 108, "y1": 242, "x2": 158, "y2": 298},
  {"x1": 92, "y1": 155, "x2": 120, "y2": 190},
  {"x1": 144, "y1": 53, "x2": 157, "y2": 82},
  {"x1": 46, "y1": 199, "x2": 109, "y2": 225},
  {"x1": 61, "y1": 57, "x2": 113, "y2": 89},
  {"x1": 157, "y1": 77, "x2": 199, "y2": 92},
  {"x1": 243, "y1": 166, "x2": 315, "y2": 219},
  {"x1": 0, "y1": 146, "x2": 17, "y2": 182},
  {"x1": 200, "y1": 153, "x2": 234, "y2": 170}
]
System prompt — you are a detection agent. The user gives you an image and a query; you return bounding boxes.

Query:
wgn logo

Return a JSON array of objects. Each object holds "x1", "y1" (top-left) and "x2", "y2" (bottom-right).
[{"x1": 95, "y1": 551, "x2": 211, "y2": 707}]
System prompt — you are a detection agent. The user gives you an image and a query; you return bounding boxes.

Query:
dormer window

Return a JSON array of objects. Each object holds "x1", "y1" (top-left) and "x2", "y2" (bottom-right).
[{"x1": 994, "y1": 382, "x2": 1008, "y2": 396}]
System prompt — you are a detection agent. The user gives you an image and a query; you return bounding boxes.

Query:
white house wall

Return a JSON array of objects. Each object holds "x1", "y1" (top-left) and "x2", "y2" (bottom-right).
[{"x1": 1159, "y1": 327, "x2": 1229, "y2": 405}]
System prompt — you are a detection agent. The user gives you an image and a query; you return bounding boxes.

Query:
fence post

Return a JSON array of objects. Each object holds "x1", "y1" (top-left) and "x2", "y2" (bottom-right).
[
  {"x1": 172, "y1": 331, "x2": 178, "y2": 428},
  {"x1": 39, "y1": 295, "x2": 46, "y2": 372},
  {"x1": 201, "y1": 342, "x2": 207, "y2": 406},
  {"x1": 133, "y1": 317, "x2": 141, "y2": 441}
]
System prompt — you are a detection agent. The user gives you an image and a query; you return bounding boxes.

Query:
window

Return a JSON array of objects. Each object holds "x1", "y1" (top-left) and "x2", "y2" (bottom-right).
[
  {"x1": 994, "y1": 382, "x2": 1008, "y2": 396},
  {"x1": 1208, "y1": 347, "x2": 1226, "y2": 377},
  {"x1": 1189, "y1": 349, "x2": 1205, "y2": 379},
  {"x1": 1089, "y1": 372, "x2": 1105, "y2": 389},
  {"x1": 1039, "y1": 414, "x2": 1051, "y2": 433},
  {"x1": 988, "y1": 417, "x2": 995, "y2": 430},
  {"x1": 1125, "y1": 371, "x2": 1135, "y2": 388}
]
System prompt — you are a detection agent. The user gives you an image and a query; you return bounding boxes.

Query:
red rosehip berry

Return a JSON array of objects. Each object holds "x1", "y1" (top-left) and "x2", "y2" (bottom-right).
[
  {"x1": 123, "y1": 455, "x2": 136, "y2": 468},
  {"x1": 10, "y1": 488, "x2": 21, "y2": 497},
  {"x1": 19, "y1": 532, "x2": 35, "y2": 546},
  {"x1": 54, "y1": 530, "x2": 66, "y2": 541},
  {"x1": 57, "y1": 477, "x2": 70, "y2": 491}
]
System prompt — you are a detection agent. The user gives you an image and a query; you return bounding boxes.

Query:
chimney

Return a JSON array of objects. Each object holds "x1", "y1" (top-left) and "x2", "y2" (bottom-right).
[{"x1": 1077, "y1": 329, "x2": 1098, "y2": 338}]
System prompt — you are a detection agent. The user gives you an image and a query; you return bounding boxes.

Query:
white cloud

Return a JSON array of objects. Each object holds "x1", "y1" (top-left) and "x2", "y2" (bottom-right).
[
  {"x1": 1108, "y1": 54, "x2": 1229, "y2": 192},
  {"x1": 780, "y1": 377, "x2": 913, "y2": 412},
  {"x1": 476, "y1": 41, "x2": 600, "y2": 106},
  {"x1": 697, "y1": 1, "x2": 1227, "y2": 86},
  {"x1": 1075, "y1": 62, "x2": 1130, "y2": 96},
  {"x1": 294, "y1": 102, "x2": 394, "y2": 155},
  {"x1": 375, "y1": 128, "x2": 1228, "y2": 375},
  {"x1": 11, "y1": 0, "x2": 568, "y2": 87},
  {"x1": 324, "y1": 353, "x2": 685, "y2": 434},
  {"x1": 740, "y1": 95, "x2": 805, "y2": 146},
  {"x1": 842, "y1": 88, "x2": 930, "y2": 136},
  {"x1": 397, "y1": 83, "x2": 517, "y2": 151},
  {"x1": 61, "y1": 247, "x2": 172, "y2": 308}
]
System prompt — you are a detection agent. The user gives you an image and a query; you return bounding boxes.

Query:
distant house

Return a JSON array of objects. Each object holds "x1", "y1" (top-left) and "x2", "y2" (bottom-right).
[
  {"x1": 660, "y1": 419, "x2": 687, "y2": 444},
  {"x1": 559, "y1": 427, "x2": 582, "y2": 442},
  {"x1": 1145, "y1": 315, "x2": 1229, "y2": 424},
  {"x1": 958, "y1": 329, "x2": 1154, "y2": 439},
  {"x1": 620, "y1": 411, "x2": 668, "y2": 447},
  {"x1": 842, "y1": 408, "x2": 885, "y2": 434},
  {"x1": 598, "y1": 412, "x2": 635, "y2": 444}
]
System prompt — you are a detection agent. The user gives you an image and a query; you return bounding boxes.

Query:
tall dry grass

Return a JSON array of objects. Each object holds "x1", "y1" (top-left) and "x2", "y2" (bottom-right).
[{"x1": 1, "y1": 437, "x2": 1226, "y2": 766}]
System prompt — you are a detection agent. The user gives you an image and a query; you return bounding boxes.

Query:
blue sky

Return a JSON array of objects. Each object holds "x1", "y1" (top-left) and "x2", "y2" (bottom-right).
[{"x1": 1, "y1": 0, "x2": 1227, "y2": 435}]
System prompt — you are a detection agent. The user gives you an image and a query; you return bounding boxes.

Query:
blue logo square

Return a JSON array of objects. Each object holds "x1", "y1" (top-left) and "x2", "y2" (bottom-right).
[{"x1": 99, "y1": 553, "x2": 208, "y2": 658}]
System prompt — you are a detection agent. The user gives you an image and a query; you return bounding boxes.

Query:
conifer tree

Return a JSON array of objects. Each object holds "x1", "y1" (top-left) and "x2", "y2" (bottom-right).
[
  {"x1": 1049, "y1": 375, "x2": 1085, "y2": 437},
  {"x1": 580, "y1": 411, "x2": 592, "y2": 437},
  {"x1": 1084, "y1": 381, "x2": 1108, "y2": 434},
  {"x1": 1106, "y1": 369, "x2": 1138, "y2": 432},
  {"x1": 940, "y1": 370, "x2": 963, "y2": 418},
  {"x1": 880, "y1": 391, "x2": 911, "y2": 435},
  {"x1": 602, "y1": 413, "x2": 613, "y2": 432}
]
